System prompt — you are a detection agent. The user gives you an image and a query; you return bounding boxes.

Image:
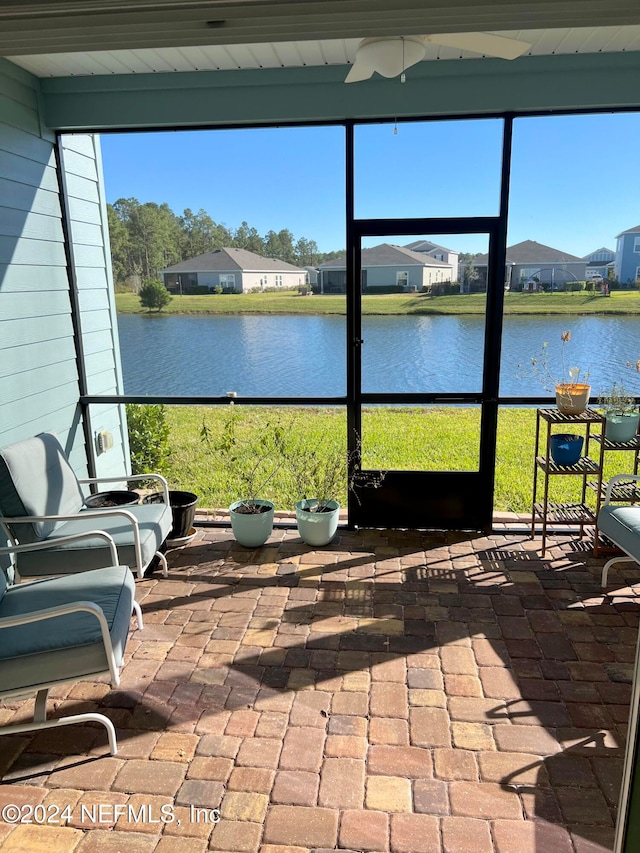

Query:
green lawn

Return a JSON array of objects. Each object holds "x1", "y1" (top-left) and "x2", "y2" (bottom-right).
[
  {"x1": 116, "y1": 290, "x2": 640, "y2": 317},
  {"x1": 160, "y1": 405, "x2": 633, "y2": 514}
]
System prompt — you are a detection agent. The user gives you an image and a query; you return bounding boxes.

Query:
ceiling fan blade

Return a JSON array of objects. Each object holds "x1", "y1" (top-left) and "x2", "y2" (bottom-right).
[
  {"x1": 344, "y1": 60, "x2": 375, "y2": 83},
  {"x1": 345, "y1": 36, "x2": 426, "y2": 83},
  {"x1": 426, "y1": 32, "x2": 530, "y2": 60}
]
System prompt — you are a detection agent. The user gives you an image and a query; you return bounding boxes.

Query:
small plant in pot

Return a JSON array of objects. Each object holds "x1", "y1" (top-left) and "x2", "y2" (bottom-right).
[
  {"x1": 599, "y1": 382, "x2": 639, "y2": 443},
  {"x1": 284, "y1": 440, "x2": 346, "y2": 548},
  {"x1": 201, "y1": 404, "x2": 287, "y2": 548},
  {"x1": 283, "y1": 431, "x2": 387, "y2": 548},
  {"x1": 519, "y1": 330, "x2": 591, "y2": 414}
]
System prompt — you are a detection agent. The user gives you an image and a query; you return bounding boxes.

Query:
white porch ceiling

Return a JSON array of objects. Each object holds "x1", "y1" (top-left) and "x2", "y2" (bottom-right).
[
  {"x1": 7, "y1": 25, "x2": 640, "y2": 78},
  {"x1": 2, "y1": 0, "x2": 640, "y2": 79}
]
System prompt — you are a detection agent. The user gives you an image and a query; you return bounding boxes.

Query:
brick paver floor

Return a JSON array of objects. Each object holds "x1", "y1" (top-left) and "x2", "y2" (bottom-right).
[{"x1": 1, "y1": 526, "x2": 638, "y2": 852}]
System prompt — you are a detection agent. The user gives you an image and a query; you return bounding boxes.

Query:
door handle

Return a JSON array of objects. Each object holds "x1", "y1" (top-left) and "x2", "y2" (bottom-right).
[{"x1": 354, "y1": 339, "x2": 365, "y2": 346}]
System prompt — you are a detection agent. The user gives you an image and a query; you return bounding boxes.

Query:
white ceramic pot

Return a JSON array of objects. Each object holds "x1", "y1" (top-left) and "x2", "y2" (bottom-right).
[
  {"x1": 229, "y1": 499, "x2": 274, "y2": 547},
  {"x1": 605, "y1": 412, "x2": 640, "y2": 443},
  {"x1": 555, "y1": 383, "x2": 591, "y2": 415},
  {"x1": 295, "y1": 499, "x2": 340, "y2": 547}
]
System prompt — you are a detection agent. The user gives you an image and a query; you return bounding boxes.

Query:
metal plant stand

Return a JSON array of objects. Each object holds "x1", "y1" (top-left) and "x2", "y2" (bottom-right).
[{"x1": 531, "y1": 408, "x2": 605, "y2": 556}]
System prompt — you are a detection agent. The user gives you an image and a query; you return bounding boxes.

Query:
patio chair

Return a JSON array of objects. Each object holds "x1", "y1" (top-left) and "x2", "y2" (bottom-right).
[
  {"x1": 0, "y1": 532, "x2": 142, "y2": 756},
  {"x1": 0, "y1": 432, "x2": 172, "y2": 580},
  {"x1": 598, "y1": 474, "x2": 640, "y2": 587}
]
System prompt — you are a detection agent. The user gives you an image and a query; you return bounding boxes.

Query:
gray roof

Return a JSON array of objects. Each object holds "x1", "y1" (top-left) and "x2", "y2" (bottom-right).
[
  {"x1": 318, "y1": 243, "x2": 452, "y2": 269},
  {"x1": 582, "y1": 247, "x2": 615, "y2": 260},
  {"x1": 615, "y1": 224, "x2": 640, "y2": 238},
  {"x1": 404, "y1": 240, "x2": 456, "y2": 255},
  {"x1": 162, "y1": 247, "x2": 305, "y2": 274},
  {"x1": 472, "y1": 239, "x2": 583, "y2": 266}
]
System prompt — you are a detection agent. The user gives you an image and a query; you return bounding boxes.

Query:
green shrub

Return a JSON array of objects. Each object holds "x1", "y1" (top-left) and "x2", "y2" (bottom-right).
[
  {"x1": 430, "y1": 282, "x2": 460, "y2": 297},
  {"x1": 126, "y1": 404, "x2": 171, "y2": 477},
  {"x1": 564, "y1": 281, "x2": 586, "y2": 292},
  {"x1": 139, "y1": 278, "x2": 172, "y2": 311}
]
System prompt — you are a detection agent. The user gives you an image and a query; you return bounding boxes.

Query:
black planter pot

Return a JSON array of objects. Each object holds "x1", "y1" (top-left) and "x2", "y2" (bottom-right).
[
  {"x1": 143, "y1": 490, "x2": 198, "y2": 539},
  {"x1": 84, "y1": 490, "x2": 140, "y2": 509}
]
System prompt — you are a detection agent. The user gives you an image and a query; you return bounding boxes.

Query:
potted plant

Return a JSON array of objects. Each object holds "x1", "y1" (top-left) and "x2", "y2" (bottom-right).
[
  {"x1": 285, "y1": 441, "x2": 345, "y2": 547},
  {"x1": 283, "y1": 431, "x2": 387, "y2": 547},
  {"x1": 201, "y1": 405, "x2": 286, "y2": 548},
  {"x1": 84, "y1": 490, "x2": 140, "y2": 509},
  {"x1": 521, "y1": 330, "x2": 591, "y2": 414},
  {"x1": 599, "y1": 382, "x2": 639, "y2": 443}
]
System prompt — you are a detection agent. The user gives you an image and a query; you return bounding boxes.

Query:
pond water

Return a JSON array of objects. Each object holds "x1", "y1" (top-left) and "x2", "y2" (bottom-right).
[{"x1": 116, "y1": 312, "x2": 640, "y2": 398}]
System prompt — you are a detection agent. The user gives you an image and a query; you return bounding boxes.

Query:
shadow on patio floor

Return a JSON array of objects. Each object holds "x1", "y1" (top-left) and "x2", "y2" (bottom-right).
[{"x1": 0, "y1": 527, "x2": 637, "y2": 852}]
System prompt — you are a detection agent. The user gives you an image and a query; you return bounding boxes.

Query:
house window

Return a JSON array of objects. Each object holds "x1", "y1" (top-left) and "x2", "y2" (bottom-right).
[
  {"x1": 260, "y1": 276, "x2": 267, "y2": 289},
  {"x1": 275, "y1": 275, "x2": 283, "y2": 287},
  {"x1": 396, "y1": 271, "x2": 408, "y2": 288},
  {"x1": 634, "y1": 237, "x2": 640, "y2": 253},
  {"x1": 519, "y1": 268, "x2": 539, "y2": 281},
  {"x1": 636, "y1": 267, "x2": 640, "y2": 282},
  {"x1": 219, "y1": 274, "x2": 235, "y2": 290}
]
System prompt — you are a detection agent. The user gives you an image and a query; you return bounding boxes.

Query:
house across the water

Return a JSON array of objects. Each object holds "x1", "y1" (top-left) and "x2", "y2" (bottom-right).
[
  {"x1": 162, "y1": 248, "x2": 307, "y2": 294},
  {"x1": 614, "y1": 225, "x2": 640, "y2": 286},
  {"x1": 468, "y1": 239, "x2": 587, "y2": 292},
  {"x1": 317, "y1": 243, "x2": 454, "y2": 294}
]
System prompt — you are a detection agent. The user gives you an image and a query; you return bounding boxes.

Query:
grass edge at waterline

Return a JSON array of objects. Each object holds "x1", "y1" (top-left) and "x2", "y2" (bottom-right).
[{"x1": 116, "y1": 290, "x2": 640, "y2": 317}]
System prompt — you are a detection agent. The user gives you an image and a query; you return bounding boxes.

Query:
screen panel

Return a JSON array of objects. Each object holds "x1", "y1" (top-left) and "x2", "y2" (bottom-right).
[
  {"x1": 356, "y1": 233, "x2": 489, "y2": 396},
  {"x1": 97, "y1": 125, "x2": 347, "y2": 398},
  {"x1": 354, "y1": 119, "x2": 503, "y2": 220},
  {"x1": 361, "y1": 404, "x2": 482, "y2": 473}
]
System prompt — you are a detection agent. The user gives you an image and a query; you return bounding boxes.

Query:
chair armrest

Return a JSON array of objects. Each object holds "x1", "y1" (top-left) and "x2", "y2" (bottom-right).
[
  {"x1": 0, "y1": 530, "x2": 120, "y2": 566},
  {"x1": 0, "y1": 600, "x2": 119, "y2": 683},
  {"x1": 79, "y1": 474, "x2": 170, "y2": 503},
  {"x1": 1, "y1": 510, "x2": 143, "y2": 573},
  {"x1": 2, "y1": 509, "x2": 139, "y2": 526},
  {"x1": 604, "y1": 474, "x2": 640, "y2": 504}
]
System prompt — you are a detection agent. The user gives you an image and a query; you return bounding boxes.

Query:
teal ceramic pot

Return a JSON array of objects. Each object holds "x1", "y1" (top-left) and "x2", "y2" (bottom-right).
[
  {"x1": 229, "y1": 499, "x2": 275, "y2": 547},
  {"x1": 295, "y1": 499, "x2": 340, "y2": 547},
  {"x1": 605, "y1": 412, "x2": 640, "y2": 443}
]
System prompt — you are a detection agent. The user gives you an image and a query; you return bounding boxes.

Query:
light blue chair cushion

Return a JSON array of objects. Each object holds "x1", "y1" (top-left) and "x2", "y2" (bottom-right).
[
  {"x1": 0, "y1": 566, "x2": 135, "y2": 693},
  {"x1": 0, "y1": 433, "x2": 84, "y2": 543},
  {"x1": 15, "y1": 503, "x2": 172, "y2": 577},
  {"x1": 598, "y1": 505, "x2": 640, "y2": 562}
]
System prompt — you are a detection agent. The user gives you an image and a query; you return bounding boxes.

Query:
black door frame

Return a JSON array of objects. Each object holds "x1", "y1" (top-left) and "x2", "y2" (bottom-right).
[{"x1": 345, "y1": 119, "x2": 513, "y2": 531}]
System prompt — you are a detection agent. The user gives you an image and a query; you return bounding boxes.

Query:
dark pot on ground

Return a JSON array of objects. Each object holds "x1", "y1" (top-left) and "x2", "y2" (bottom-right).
[
  {"x1": 143, "y1": 490, "x2": 198, "y2": 539},
  {"x1": 84, "y1": 490, "x2": 140, "y2": 509}
]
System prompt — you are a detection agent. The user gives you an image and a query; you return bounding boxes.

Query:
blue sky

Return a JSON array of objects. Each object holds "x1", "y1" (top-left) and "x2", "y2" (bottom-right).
[{"x1": 100, "y1": 111, "x2": 640, "y2": 256}]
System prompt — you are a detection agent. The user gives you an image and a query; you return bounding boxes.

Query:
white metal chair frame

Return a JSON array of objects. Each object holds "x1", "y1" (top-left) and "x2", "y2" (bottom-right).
[
  {"x1": 0, "y1": 473, "x2": 171, "y2": 580},
  {"x1": 600, "y1": 474, "x2": 640, "y2": 587},
  {"x1": 0, "y1": 532, "x2": 142, "y2": 755}
]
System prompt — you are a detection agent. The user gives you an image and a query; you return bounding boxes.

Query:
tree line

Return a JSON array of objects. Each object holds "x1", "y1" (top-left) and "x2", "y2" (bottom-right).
[{"x1": 107, "y1": 198, "x2": 344, "y2": 287}]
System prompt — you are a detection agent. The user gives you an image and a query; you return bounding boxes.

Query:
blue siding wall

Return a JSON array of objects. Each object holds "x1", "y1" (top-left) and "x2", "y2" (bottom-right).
[
  {"x1": 619, "y1": 233, "x2": 640, "y2": 285},
  {"x1": 0, "y1": 60, "x2": 128, "y2": 482},
  {"x1": 59, "y1": 134, "x2": 131, "y2": 479}
]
